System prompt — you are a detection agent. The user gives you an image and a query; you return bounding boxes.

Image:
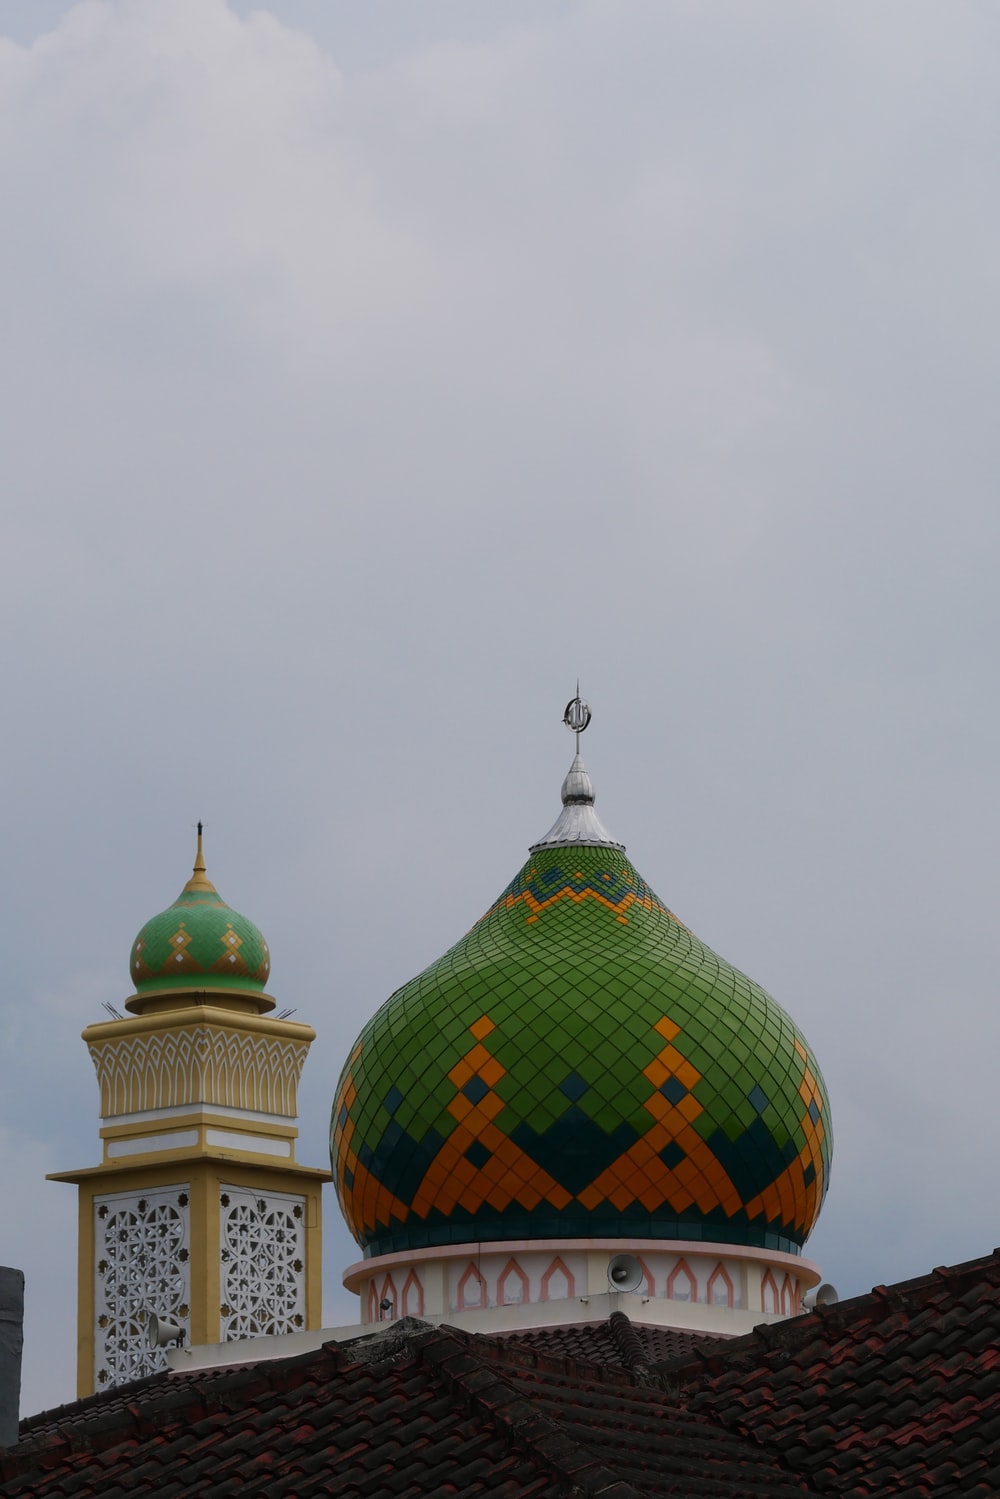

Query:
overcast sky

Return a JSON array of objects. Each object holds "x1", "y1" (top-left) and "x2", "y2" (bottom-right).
[{"x1": 3, "y1": 0, "x2": 1000, "y2": 1417}]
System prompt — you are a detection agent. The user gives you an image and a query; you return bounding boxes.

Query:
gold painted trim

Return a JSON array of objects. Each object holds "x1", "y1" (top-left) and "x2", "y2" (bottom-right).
[
  {"x1": 99, "y1": 1114, "x2": 299, "y2": 1142},
  {"x1": 182, "y1": 825, "x2": 217, "y2": 895},
  {"x1": 128, "y1": 992, "x2": 270, "y2": 1017},
  {"x1": 84, "y1": 1009, "x2": 315, "y2": 1043},
  {"x1": 48, "y1": 1158, "x2": 331, "y2": 1184}
]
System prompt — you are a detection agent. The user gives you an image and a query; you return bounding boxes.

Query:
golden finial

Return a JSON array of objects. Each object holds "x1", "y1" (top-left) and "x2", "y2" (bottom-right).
[{"x1": 182, "y1": 820, "x2": 218, "y2": 894}]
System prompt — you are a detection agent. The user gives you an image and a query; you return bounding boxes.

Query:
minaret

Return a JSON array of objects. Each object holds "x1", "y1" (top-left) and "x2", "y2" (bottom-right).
[{"x1": 50, "y1": 828, "x2": 330, "y2": 1397}]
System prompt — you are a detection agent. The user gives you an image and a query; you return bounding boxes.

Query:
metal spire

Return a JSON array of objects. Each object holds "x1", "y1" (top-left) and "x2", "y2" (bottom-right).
[
  {"x1": 531, "y1": 692, "x2": 624, "y2": 853},
  {"x1": 182, "y1": 820, "x2": 218, "y2": 895}
]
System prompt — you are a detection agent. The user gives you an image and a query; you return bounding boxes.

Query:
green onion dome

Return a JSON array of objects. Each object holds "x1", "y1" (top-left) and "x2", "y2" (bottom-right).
[
  {"x1": 332, "y1": 739, "x2": 832, "y2": 1259},
  {"x1": 128, "y1": 827, "x2": 270, "y2": 1002}
]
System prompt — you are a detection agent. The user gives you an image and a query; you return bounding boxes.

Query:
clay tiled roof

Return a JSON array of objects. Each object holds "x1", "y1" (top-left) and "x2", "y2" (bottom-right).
[
  {"x1": 4, "y1": 1331, "x2": 557, "y2": 1499},
  {"x1": 661, "y1": 1248, "x2": 1000, "y2": 1496},
  {"x1": 501, "y1": 1316, "x2": 729, "y2": 1372},
  {"x1": 3, "y1": 1320, "x2": 813, "y2": 1499},
  {"x1": 7, "y1": 1249, "x2": 1000, "y2": 1496},
  {"x1": 473, "y1": 1334, "x2": 813, "y2": 1497}
]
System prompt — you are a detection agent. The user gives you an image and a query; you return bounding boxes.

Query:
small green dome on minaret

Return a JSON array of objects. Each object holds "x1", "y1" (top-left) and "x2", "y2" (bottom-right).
[{"x1": 128, "y1": 825, "x2": 270, "y2": 1004}]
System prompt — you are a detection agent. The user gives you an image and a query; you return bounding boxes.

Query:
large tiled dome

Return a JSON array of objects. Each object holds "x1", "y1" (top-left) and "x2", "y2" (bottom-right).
[{"x1": 332, "y1": 734, "x2": 831, "y2": 1259}]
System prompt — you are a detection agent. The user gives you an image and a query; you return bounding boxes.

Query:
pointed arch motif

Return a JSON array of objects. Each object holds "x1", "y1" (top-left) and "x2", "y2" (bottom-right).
[
  {"x1": 456, "y1": 1262, "x2": 486, "y2": 1310},
  {"x1": 367, "y1": 1282, "x2": 378, "y2": 1323},
  {"x1": 401, "y1": 1270, "x2": 423, "y2": 1317},
  {"x1": 761, "y1": 1268, "x2": 780, "y2": 1315},
  {"x1": 667, "y1": 1258, "x2": 697, "y2": 1303},
  {"x1": 378, "y1": 1273, "x2": 398, "y2": 1320},
  {"x1": 540, "y1": 1256, "x2": 574, "y2": 1302},
  {"x1": 707, "y1": 1262, "x2": 734, "y2": 1309},
  {"x1": 780, "y1": 1273, "x2": 795, "y2": 1316},
  {"x1": 636, "y1": 1257, "x2": 656, "y2": 1296},
  {"x1": 497, "y1": 1258, "x2": 529, "y2": 1306}
]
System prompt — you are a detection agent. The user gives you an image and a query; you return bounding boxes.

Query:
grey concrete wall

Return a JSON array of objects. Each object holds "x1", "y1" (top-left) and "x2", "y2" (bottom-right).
[{"x1": 0, "y1": 1267, "x2": 24, "y2": 1447}]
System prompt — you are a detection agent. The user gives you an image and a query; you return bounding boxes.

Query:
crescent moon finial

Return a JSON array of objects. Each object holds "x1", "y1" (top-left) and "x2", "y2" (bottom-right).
[{"x1": 563, "y1": 689, "x2": 592, "y2": 753}]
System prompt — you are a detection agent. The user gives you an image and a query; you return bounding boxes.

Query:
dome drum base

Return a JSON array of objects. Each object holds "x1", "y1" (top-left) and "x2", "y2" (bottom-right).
[
  {"x1": 344, "y1": 1237, "x2": 823, "y2": 1337},
  {"x1": 125, "y1": 987, "x2": 276, "y2": 1017},
  {"x1": 358, "y1": 1210, "x2": 808, "y2": 1260}
]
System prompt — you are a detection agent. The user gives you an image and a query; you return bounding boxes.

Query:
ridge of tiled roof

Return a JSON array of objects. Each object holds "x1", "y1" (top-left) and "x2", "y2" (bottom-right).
[
  {"x1": 3, "y1": 1331, "x2": 557, "y2": 1498},
  {"x1": 456, "y1": 1325, "x2": 817, "y2": 1497},
  {"x1": 655, "y1": 1247, "x2": 1000, "y2": 1497},
  {"x1": 608, "y1": 1309, "x2": 653, "y2": 1374},
  {"x1": 3, "y1": 1318, "x2": 820, "y2": 1499},
  {"x1": 500, "y1": 1317, "x2": 730, "y2": 1373}
]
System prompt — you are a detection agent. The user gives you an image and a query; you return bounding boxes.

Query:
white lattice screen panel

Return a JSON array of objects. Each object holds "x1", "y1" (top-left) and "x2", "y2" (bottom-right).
[
  {"x1": 93, "y1": 1185, "x2": 191, "y2": 1389},
  {"x1": 218, "y1": 1185, "x2": 306, "y2": 1341}
]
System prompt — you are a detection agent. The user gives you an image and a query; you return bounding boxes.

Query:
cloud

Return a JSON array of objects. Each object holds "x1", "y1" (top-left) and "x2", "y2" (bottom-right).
[{"x1": 3, "y1": 0, "x2": 1000, "y2": 1414}]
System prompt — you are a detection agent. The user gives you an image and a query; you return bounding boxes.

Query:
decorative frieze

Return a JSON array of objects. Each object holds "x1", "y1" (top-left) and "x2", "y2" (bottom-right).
[
  {"x1": 88, "y1": 1024, "x2": 309, "y2": 1119},
  {"x1": 355, "y1": 1244, "x2": 811, "y2": 1324}
]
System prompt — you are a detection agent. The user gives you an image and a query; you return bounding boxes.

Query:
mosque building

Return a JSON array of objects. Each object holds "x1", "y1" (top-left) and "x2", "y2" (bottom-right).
[
  {"x1": 3, "y1": 698, "x2": 996, "y2": 1495},
  {"x1": 50, "y1": 697, "x2": 831, "y2": 1396}
]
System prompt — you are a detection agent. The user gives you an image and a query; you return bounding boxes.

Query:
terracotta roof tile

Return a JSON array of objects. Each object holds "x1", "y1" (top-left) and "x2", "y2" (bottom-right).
[
  {"x1": 466, "y1": 1333, "x2": 812, "y2": 1497},
  {"x1": 665, "y1": 1248, "x2": 1000, "y2": 1496},
  {"x1": 3, "y1": 1321, "x2": 813, "y2": 1498},
  {"x1": 10, "y1": 1249, "x2": 1000, "y2": 1499},
  {"x1": 4, "y1": 1337, "x2": 560, "y2": 1498},
  {"x1": 500, "y1": 1317, "x2": 728, "y2": 1371}
]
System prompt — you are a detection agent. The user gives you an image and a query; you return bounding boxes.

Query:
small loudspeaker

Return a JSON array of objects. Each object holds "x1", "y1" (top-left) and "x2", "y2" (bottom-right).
[
  {"x1": 607, "y1": 1254, "x2": 643, "y2": 1293},
  {"x1": 802, "y1": 1282, "x2": 838, "y2": 1311},
  {"x1": 147, "y1": 1312, "x2": 185, "y2": 1349}
]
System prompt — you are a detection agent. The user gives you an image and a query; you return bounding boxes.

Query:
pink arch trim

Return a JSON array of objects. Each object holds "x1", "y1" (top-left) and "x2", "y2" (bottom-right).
[
  {"x1": 379, "y1": 1273, "x2": 398, "y2": 1320},
  {"x1": 402, "y1": 1270, "x2": 424, "y2": 1317},
  {"x1": 456, "y1": 1262, "x2": 487, "y2": 1311},
  {"x1": 540, "y1": 1256, "x2": 575, "y2": 1302},
  {"x1": 707, "y1": 1262, "x2": 735, "y2": 1309},
  {"x1": 498, "y1": 1258, "x2": 529, "y2": 1306},
  {"x1": 667, "y1": 1258, "x2": 698, "y2": 1303}
]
